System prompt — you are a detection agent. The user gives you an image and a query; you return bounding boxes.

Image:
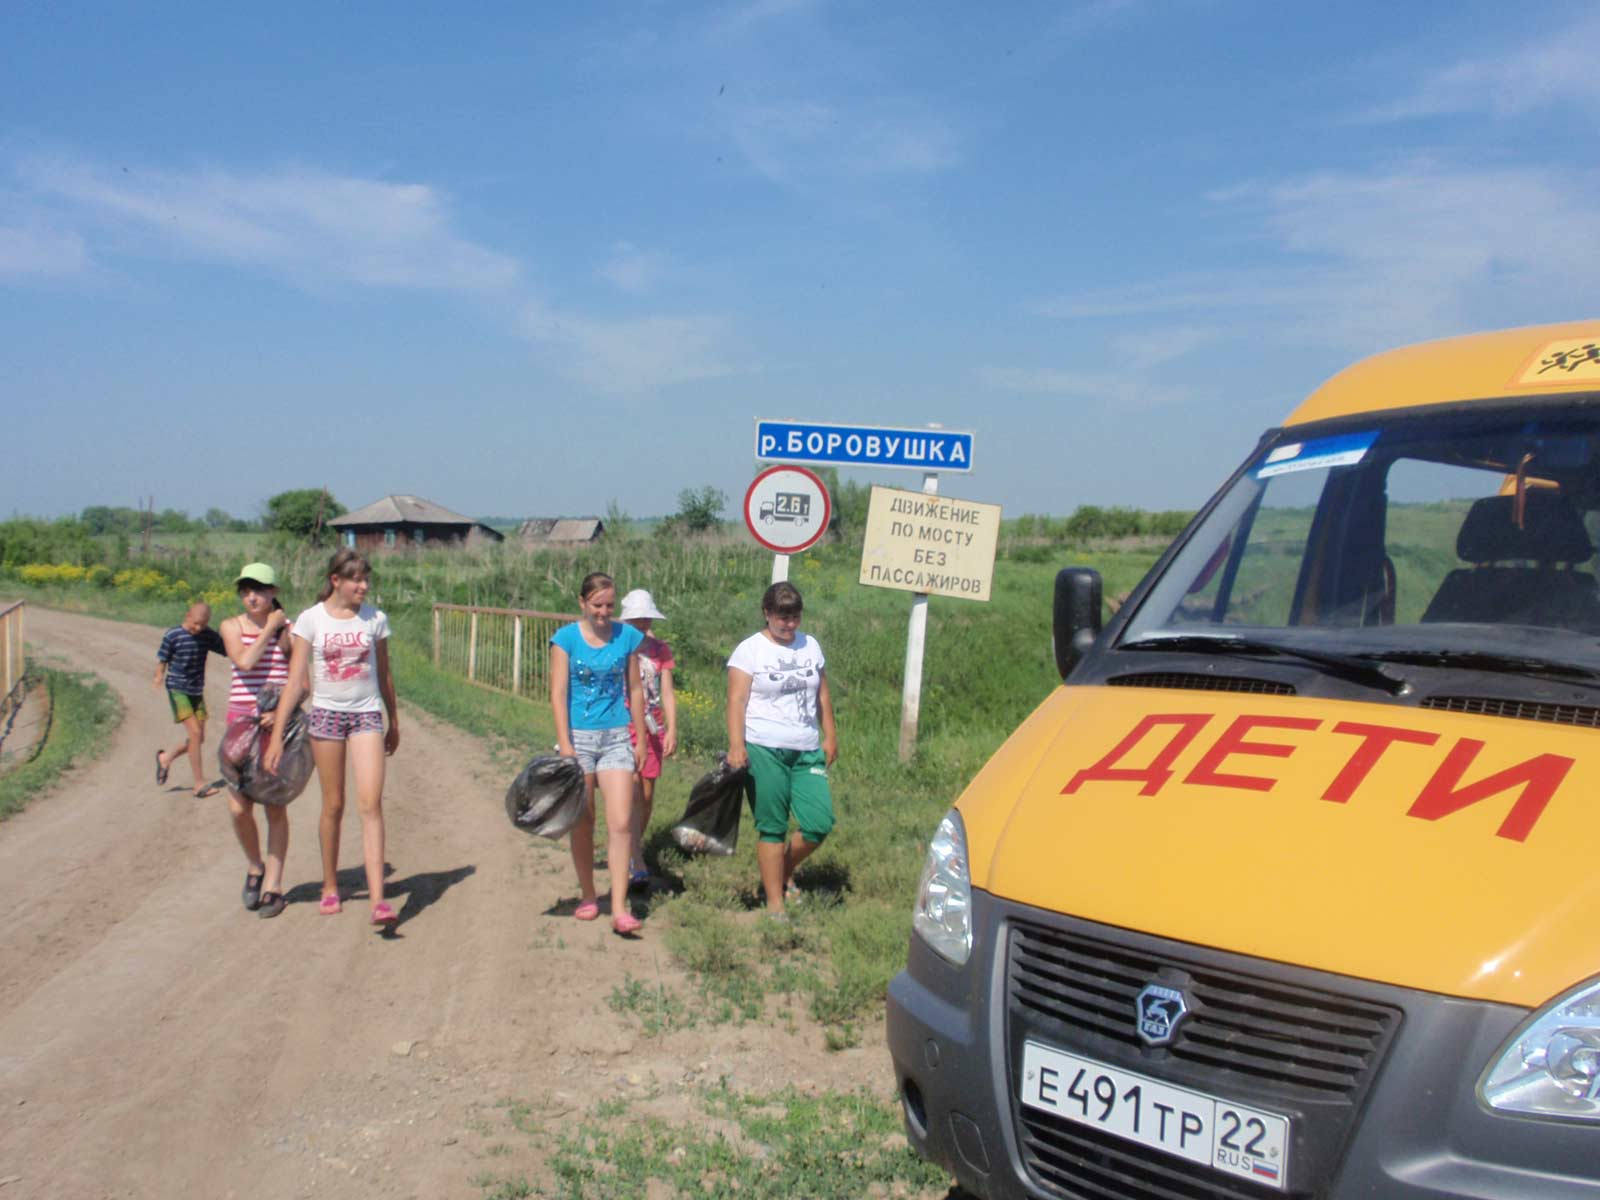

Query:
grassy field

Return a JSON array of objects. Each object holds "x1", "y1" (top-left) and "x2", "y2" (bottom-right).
[
  {"x1": 1, "y1": 495, "x2": 1489, "y2": 1047},
  {"x1": 0, "y1": 529, "x2": 1164, "y2": 1047}
]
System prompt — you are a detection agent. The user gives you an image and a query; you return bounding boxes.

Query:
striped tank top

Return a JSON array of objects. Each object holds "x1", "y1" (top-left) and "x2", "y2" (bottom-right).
[{"x1": 228, "y1": 623, "x2": 291, "y2": 712}]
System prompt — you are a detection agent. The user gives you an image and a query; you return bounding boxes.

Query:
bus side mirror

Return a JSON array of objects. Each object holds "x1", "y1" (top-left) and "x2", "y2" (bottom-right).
[{"x1": 1053, "y1": 567, "x2": 1103, "y2": 680}]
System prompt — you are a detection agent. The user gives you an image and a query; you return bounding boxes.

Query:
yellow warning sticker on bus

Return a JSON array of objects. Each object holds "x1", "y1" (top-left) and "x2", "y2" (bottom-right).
[{"x1": 1514, "y1": 340, "x2": 1600, "y2": 386}]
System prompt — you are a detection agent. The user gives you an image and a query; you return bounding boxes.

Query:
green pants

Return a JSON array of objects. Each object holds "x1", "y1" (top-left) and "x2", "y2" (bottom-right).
[{"x1": 745, "y1": 743, "x2": 834, "y2": 844}]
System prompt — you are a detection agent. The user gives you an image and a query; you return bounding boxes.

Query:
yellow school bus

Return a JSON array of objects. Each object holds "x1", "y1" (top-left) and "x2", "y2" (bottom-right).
[{"x1": 887, "y1": 321, "x2": 1600, "y2": 1198}]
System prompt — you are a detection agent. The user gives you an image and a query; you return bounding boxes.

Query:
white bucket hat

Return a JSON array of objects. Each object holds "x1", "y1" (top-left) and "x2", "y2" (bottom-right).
[{"x1": 619, "y1": 589, "x2": 666, "y2": 621}]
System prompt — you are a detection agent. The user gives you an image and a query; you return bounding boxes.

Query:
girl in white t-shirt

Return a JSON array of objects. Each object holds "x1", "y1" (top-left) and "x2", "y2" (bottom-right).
[
  {"x1": 726, "y1": 581, "x2": 838, "y2": 916},
  {"x1": 265, "y1": 549, "x2": 401, "y2": 929}
]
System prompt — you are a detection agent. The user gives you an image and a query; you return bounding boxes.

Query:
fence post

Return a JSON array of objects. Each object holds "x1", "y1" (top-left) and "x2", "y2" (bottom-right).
[
  {"x1": 468, "y1": 612, "x2": 478, "y2": 683},
  {"x1": 433, "y1": 606, "x2": 441, "y2": 667},
  {"x1": 512, "y1": 616, "x2": 523, "y2": 695}
]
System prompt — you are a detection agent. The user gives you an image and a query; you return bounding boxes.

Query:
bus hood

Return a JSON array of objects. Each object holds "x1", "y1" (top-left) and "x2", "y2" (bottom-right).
[{"x1": 959, "y1": 685, "x2": 1600, "y2": 1008}]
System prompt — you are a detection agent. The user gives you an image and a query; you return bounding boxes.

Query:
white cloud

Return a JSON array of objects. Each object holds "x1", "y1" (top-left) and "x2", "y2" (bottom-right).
[
  {"x1": 0, "y1": 224, "x2": 88, "y2": 278},
  {"x1": 522, "y1": 301, "x2": 742, "y2": 393},
  {"x1": 6, "y1": 150, "x2": 748, "y2": 395},
  {"x1": 1051, "y1": 0, "x2": 1141, "y2": 41},
  {"x1": 599, "y1": 241, "x2": 669, "y2": 295},
  {"x1": 1038, "y1": 162, "x2": 1600, "y2": 353},
  {"x1": 974, "y1": 364, "x2": 1194, "y2": 409},
  {"x1": 18, "y1": 157, "x2": 518, "y2": 292},
  {"x1": 728, "y1": 99, "x2": 958, "y2": 185},
  {"x1": 707, "y1": 0, "x2": 816, "y2": 38},
  {"x1": 1364, "y1": 11, "x2": 1600, "y2": 121}
]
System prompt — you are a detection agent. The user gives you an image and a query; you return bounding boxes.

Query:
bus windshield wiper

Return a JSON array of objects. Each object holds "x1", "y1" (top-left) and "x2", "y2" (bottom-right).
[
  {"x1": 1120, "y1": 634, "x2": 1406, "y2": 695},
  {"x1": 1364, "y1": 649, "x2": 1600, "y2": 685}
]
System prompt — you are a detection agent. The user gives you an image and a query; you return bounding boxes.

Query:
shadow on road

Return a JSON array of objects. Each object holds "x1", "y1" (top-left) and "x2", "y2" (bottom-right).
[{"x1": 282, "y1": 862, "x2": 475, "y2": 938}]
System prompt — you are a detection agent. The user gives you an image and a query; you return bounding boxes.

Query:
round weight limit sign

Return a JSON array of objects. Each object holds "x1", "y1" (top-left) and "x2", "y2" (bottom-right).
[{"x1": 744, "y1": 466, "x2": 830, "y2": 576}]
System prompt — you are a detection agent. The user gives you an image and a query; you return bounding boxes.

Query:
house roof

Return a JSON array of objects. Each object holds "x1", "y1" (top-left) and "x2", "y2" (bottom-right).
[
  {"x1": 518, "y1": 517, "x2": 605, "y2": 542},
  {"x1": 330, "y1": 495, "x2": 481, "y2": 527}
]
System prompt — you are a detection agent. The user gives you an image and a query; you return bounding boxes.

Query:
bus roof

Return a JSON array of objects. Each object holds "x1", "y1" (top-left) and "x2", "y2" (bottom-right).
[{"x1": 1285, "y1": 320, "x2": 1600, "y2": 427}]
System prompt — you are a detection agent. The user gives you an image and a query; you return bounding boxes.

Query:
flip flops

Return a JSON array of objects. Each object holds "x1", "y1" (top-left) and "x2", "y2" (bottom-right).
[
  {"x1": 612, "y1": 911, "x2": 643, "y2": 936},
  {"x1": 371, "y1": 902, "x2": 397, "y2": 930},
  {"x1": 318, "y1": 893, "x2": 342, "y2": 915},
  {"x1": 242, "y1": 870, "x2": 264, "y2": 911},
  {"x1": 154, "y1": 750, "x2": 168, "y2": 786},
  {"x1": 195, "y1": 782, "x2": 222, "y2": 799},
  {"x1": 573, "y1": 899, "x2": 600, "y2": 921}
]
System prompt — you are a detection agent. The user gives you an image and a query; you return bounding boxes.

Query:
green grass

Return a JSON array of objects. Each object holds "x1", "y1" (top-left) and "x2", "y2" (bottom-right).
[
  {"x1": 0, "y1": 531, "x2": 1152, "y2": 1044},
  {"x1": 473, "y1": 1085, "x2": 947, "y2": 1200},
  {"x1": 0, "y1": 667, "x2": 122, "y2": 820},
  {"x1": 607, "y1": 974, "x2": 701, "y2": 1037}
]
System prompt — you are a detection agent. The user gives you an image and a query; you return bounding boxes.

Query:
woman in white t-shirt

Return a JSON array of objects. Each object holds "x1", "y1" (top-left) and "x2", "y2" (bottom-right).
[
  {"x1": 725, "y1": 581, "x2": 838, "y2": 916},
  {"x1": 265, "y1": 549, "x2": 401, "y2": 929}
]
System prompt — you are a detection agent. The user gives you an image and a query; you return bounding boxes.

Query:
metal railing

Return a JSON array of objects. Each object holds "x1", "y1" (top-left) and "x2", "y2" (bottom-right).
[
  {"x1": 432, "y1": 603, "x2": 575, "y2": 700},
  {"x1": 0, "y1": 601, "x2": 23, "y2": 722}
]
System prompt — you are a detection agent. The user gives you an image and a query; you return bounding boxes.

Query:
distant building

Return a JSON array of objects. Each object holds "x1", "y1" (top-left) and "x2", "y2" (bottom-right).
[
  {"x1": 518, "y1": 517, "x2": 606, "y2": 545},
  {"x1": 329, "y1": 495, "x2": 505, "y2": 552}
]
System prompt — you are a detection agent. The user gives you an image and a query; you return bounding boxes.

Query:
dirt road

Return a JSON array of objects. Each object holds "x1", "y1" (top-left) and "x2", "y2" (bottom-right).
[{"x1": 0, "y1": 611, "x2": 901, "y2": 1199}]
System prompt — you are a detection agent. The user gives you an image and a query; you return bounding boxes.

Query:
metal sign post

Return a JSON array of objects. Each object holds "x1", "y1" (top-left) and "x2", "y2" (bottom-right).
[{"x1": 899, "y1": 471, "x2": 939, "y2": 762}]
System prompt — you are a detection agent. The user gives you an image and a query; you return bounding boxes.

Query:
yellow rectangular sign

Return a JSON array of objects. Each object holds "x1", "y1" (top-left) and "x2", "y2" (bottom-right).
[
  {"x1": 1513, "y1": 339, "x2": 1600, "y2": 386},
  {"x1": 859, "y1": 485, "x2": 1002, "y2": 601}
]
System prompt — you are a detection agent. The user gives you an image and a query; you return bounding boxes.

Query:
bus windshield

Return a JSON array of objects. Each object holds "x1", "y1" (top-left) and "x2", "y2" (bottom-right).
[{"x1": 1122, "y1": 403, "x2": 1600, "y2": 666}]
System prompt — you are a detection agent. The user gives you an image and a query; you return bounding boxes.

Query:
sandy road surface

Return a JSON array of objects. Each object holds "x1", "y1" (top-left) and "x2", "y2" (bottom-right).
[{"x1": 0, "y1": 611, "x2": 901, "y2": 1199}]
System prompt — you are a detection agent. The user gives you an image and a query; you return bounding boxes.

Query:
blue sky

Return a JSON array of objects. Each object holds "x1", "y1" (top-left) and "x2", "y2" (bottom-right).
[{"x1": 7, "y1": 1, "x2": 1599, "y2": 523}]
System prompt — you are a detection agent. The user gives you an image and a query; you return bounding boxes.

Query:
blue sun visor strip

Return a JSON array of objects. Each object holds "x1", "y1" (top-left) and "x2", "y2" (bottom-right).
[{"x1": 1255, "y1": 430, "x2": 1379, "y2": 479}]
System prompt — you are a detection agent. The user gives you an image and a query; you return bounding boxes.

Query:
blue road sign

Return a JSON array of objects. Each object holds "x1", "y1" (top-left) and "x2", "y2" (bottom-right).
[{"x1": 755, "y1": 420, "x2": 974, "y2": 473}]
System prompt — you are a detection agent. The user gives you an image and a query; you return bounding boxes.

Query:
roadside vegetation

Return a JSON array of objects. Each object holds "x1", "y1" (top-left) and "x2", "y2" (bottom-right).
[
  {"x1": 0, "y1": 498, "x2": 1175, "y2": 1046},
  {"x1": 0, "y1": 667, "x2": 122, "y2": 821},
  {"x1": 470, "y1": 1084, "x2": 949, "y2": 1199}
]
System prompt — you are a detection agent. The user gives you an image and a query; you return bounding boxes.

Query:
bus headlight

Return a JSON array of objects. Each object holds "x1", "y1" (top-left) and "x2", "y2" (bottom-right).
[
  {"x1": 913, "y1": 810, "x2": 973, "y2": 966},
  {"x1": 1479, "y1": 976, "x2": 1600, "y2": 1119}
]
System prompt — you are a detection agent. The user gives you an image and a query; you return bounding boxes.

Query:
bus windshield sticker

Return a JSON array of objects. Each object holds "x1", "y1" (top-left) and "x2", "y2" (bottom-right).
[{"x1": 1256, "y1": 431, "x2": 1378, "y2": 479}]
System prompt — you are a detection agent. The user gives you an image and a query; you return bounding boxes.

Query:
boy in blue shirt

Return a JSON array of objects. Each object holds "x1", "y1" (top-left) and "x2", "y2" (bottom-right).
[{"x1": 154, "y1": 601, "x2": 226, "y2": 797}]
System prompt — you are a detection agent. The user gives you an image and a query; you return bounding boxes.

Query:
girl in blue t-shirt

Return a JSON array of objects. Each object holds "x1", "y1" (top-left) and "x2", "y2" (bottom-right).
[{"x1": 550, "y1": 572, "x2": 648, "y2": 935}]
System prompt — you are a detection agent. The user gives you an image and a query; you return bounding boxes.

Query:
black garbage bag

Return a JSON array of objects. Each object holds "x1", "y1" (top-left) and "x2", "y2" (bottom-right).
[
  {"x1": 670, "y1": 757, "x2": 750, "y2": 856},
  {"x1": 505, "y1": 755, "x2": 587, "y2": 839},
  {"x1": 217, "y1": 685, "x2": 314, "y2": 806}
]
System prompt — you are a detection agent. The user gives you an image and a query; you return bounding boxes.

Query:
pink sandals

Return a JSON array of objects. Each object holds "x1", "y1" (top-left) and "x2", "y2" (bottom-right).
[
  {"x1": 319, "y1": 893, "x2": 342, "y2": 915},
  {"x1": 573, "y1": 899, "x2": 600, "y2": 921},
  {"x1": 371, "y1": 902, "x2": 397, "y2": 928},
  {"x1": 612, "y1": 911, "x2": 642, "y2": 936}
]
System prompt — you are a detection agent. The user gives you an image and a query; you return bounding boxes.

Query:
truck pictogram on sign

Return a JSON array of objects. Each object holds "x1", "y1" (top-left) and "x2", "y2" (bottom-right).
[{"x1": 760, "y1": 492, "x2": 812, "y2": 524}]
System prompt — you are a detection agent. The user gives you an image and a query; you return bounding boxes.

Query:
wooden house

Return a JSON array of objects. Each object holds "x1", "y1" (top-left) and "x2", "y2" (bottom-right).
[
  {"x1": 329, "y1": 495, "x2": 505, "y2": 552},
  {"x1": 517, "y1": 517, "x2": 606, "y2": 545}
]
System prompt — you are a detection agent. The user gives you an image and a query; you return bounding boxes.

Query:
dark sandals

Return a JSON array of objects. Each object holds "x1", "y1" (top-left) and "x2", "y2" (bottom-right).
[
  {"x1": 154, "y1": 750, "x2": 169, "y2": 786},
  {"x1": 257, "y1": 892, "x2": 286, "y2": 919},
  {"x1": 242, "y1": 871, "x2": 264, "y2": 911}
]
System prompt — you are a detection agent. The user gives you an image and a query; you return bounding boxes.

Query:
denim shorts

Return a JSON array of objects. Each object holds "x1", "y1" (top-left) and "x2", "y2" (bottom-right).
[
  {"x1": 571, "y1": 725, "x2": 634, "y2": 773},
  {"x1": 308, "y1": 707, "x2": 385, "y2": 741}
]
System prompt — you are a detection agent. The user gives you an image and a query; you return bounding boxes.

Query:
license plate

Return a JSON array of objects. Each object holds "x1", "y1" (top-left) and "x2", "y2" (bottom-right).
[{"x1": 1020, "y1": 1042, "x2": 1291, "y2": 1190}]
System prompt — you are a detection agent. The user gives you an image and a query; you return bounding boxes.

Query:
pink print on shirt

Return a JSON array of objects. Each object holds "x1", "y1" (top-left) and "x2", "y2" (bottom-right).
[{"x1": 320, "y1": 631, "x2": 371, "y2": 682}]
